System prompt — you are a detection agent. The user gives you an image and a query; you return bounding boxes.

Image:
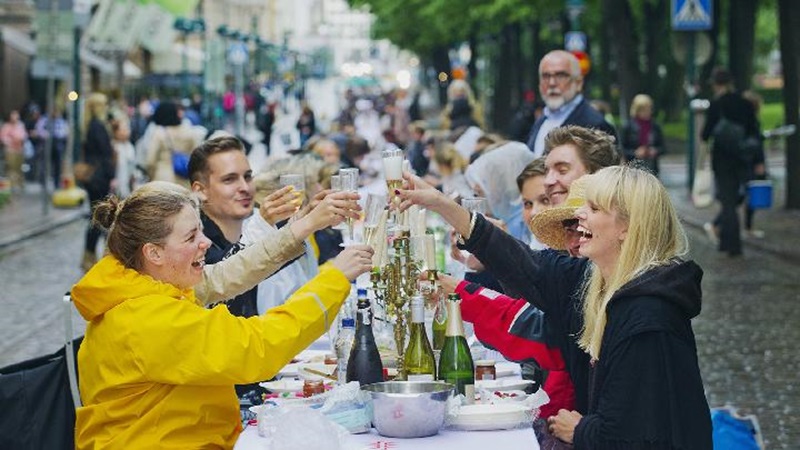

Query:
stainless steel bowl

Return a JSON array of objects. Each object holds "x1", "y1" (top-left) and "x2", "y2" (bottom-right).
[{"x1": 362, "y1": 381, "x2": 454, "y2": 438}]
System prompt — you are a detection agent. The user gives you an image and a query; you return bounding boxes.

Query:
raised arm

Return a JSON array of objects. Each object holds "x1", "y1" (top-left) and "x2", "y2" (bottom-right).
[{"x1": 196, "y1": 191, "x2": 362, "y2": 304}]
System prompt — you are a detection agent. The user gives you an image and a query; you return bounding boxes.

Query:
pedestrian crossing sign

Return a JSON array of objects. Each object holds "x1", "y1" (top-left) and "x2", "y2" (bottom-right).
[{"x1": 672, "y1": 0, "x2": 713, "y2": 31}]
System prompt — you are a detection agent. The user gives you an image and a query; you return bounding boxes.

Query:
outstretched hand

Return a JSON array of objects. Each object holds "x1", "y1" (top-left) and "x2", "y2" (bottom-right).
[
  {"x1": 331, "y1": 244, "x2": 374, "y2": 281},
  {"x1": 259, "y1": 185, "x2": 300, "y2": 226},
  {"x1": 302, "y1": 190, "x2": 361, "y2": 231},
  {"x1": 394, "y1": 171, "x2": 450, "y2": 213}
]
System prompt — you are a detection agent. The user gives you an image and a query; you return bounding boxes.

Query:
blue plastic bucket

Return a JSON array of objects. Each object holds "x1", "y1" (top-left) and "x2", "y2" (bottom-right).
[{"x1": 747, "y1": 180, "x2": 772, "y2": 209}]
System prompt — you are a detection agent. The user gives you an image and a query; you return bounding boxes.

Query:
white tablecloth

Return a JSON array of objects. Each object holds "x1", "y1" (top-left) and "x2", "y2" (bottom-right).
[{"x1": 234, "y1": 424, "x2": 539, "y2": 450}]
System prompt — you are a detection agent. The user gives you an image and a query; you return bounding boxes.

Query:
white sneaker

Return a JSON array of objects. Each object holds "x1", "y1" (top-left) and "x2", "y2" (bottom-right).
[{"x1": 703, "y1": 222, "x2": 719, "y2": 246}]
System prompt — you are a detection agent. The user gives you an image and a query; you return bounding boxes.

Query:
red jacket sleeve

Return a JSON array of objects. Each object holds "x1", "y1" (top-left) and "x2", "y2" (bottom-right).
[{"x1": 456, "y1": 281, "x2": 566, "y2": 371}]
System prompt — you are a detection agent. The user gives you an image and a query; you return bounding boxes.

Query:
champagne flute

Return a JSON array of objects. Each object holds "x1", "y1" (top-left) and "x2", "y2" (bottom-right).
[
  {"x1": 279, "y1": 174, "x2": 305, "y2": 220},
  {"x1": 339, "y1": 168, "x2": 359, "y2": 243},
  {"x1": 459, "y1": 197, "x2": 487, "y2": 273},
  {"x1": 329, "y1": 174, "x2": 347, "y2": 231},
  {"x1": 362, "y1": 193, "x2": 387, "y2": 246},
  {"x1": 382, "y1": 148, "x2": 404, "y2": 224}
]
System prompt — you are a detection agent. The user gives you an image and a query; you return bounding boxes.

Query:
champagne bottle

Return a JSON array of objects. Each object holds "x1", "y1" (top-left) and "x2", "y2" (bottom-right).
[
  {"x1": 437, "y1": 293, "x2": 474, "y2": 399},
  {"x1": 404, "y1": 296, "x2": 436, "y2": 381},
  {"x1": 346, "y1": 289, "x2": 384, "y2": 386}
]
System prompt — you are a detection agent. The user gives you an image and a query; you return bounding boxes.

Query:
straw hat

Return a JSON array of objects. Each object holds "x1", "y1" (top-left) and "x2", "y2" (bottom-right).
[{"x1": 529, "y1": 176, "x2": 589, "y2": 250}]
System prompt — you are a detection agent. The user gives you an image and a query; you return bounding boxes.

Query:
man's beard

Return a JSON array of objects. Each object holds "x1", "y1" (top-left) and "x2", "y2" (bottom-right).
[{"x1": 544, "y1": 94, "x2": 566, "y2": 111}]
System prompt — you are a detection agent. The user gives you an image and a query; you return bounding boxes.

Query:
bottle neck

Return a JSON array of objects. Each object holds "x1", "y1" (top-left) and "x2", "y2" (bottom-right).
[
  {"x1": 410, "y1": 299, "x2": 424, "y2": 324},
  {"x1": 445, "y1": 299, "x2": 465, "y2": 337},
  {"x1": 356, "y1": 300, "x2": 372, "y2": 328}
]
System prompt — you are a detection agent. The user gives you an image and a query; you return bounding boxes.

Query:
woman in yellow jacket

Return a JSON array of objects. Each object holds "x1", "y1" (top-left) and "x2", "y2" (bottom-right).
[{"x1": 70, "y1": 181, "x2": 373, "y2": 449}]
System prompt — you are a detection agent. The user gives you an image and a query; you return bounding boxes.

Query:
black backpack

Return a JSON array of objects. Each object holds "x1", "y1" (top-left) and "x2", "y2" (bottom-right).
[{"x1": 712, "y1": 117, "x2": 759, "y2": 164}]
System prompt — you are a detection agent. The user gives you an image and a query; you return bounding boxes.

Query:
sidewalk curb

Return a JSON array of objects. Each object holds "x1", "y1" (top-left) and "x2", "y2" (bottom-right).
[{"x1": 0, "y1": 209, "x2": 86, "y2": 250}]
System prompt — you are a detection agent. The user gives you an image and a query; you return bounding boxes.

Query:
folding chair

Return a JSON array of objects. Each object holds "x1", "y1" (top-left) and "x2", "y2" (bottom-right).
[
  {"x1": 0, "y1": 293, "x2": 83, "y2": 449},
  {"x1": 63, "y1": 293, "x2": 81, "y2": 408}
]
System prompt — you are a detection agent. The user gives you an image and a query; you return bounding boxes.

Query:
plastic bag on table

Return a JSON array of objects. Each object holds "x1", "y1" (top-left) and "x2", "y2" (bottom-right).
[
  {"x1": 269, "y1": 407, "x2": 351, "y2": 450},
  {"x1": 319, "y1": 381, "x2": 373, "y2": 434}
]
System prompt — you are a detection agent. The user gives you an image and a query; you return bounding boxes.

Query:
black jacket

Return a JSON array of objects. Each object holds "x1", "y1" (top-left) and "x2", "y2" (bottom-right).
[
  {"x1": 200, "y1": 213, "x2": 258, "y2": 318},
  {"x1": 525, "y1": 99, "x2": 618, "y2": 153},
  {"x1": 620, "y1": 120, "x2": 666, "y2": 175},
  {"x1": 461, "y1": 215, "x2": 712, "y2": 450}
]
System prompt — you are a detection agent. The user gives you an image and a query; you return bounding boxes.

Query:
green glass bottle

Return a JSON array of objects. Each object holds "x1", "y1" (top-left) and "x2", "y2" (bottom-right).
[
  {"x1": 404, "y1": 296, "x2": 436, "y2": 381},
  {"x1": 437, "y1": 293, "x2": 474, "y2": 399}
]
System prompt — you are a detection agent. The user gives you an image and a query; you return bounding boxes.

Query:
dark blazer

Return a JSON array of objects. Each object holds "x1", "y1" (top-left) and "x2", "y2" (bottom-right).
[{"x1": 526, "y1": 98, "x2": 618, "y2": 153}]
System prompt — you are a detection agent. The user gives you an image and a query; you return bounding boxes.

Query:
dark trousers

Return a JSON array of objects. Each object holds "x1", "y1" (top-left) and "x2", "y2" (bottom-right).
[
  {"x1": 85, "y1": 187, "x2": 108, "y2": 254},
  {"x1": 713, "y1": 166, "x2": 746, "y2": 255}
]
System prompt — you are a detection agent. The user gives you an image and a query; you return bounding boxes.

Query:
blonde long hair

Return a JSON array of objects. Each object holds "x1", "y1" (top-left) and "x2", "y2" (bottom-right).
[
  {"x1": 82, "y1": 92, "x2": 108, "y2": 136},
  {"x1": 578, "y1": 166, "x2": 688, "y2": 359}
]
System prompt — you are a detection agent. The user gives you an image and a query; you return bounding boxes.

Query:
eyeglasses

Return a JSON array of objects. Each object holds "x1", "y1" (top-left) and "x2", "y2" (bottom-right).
[{"x1": 540, "y1": 71, "x2": 573, "y2": 84}]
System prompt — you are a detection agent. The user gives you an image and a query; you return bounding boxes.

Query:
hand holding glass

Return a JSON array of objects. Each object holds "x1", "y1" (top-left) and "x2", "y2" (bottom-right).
[{"x1": 279, "y1": 174, "x2": 305, "y2": 219}]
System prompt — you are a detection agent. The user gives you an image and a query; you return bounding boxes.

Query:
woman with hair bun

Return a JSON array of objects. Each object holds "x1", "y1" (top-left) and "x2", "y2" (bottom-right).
[{"x1": 71, "y1": 181, "x2": 373, "y2": 448}]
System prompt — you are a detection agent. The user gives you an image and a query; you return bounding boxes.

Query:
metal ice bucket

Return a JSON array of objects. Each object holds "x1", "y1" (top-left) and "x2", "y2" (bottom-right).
[{"x1": 361, "y1": 381, "x2": 454, "y2": 438}]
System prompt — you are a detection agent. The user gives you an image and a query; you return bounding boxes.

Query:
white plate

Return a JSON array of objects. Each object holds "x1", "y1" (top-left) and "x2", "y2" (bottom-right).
[
  {"x1": 475, "y1": 378, "x2": 533, "y2": 392},
  {"x1": 260, "y1": 379, "x2": 305, "y2": 393},
  {"x1": 449, "y1": 403, "x2": 531, "y2": 431}
]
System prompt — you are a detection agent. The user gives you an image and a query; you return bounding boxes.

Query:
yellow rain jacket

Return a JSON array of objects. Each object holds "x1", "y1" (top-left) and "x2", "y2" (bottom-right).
[{"x1": 71, "y1": 255, "x2": 350, "y2": 449}]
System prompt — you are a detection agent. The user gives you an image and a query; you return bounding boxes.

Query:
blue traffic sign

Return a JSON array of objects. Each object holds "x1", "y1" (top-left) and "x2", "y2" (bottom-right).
[
  {"x1": 565, "y1": 31, "x2": 587, "y2": 53},
  {"x1": 672, "y1": 0, "x2": 713, "y2": 31}
]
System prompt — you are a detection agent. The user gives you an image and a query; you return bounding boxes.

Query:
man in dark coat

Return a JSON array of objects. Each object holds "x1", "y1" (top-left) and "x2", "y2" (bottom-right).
[
  {"x1": 701, "y1": 67, "x2": 761, "y2": 257},
  {"x1": 526, "y1": 50, "x2": 617, "y2": 157}
]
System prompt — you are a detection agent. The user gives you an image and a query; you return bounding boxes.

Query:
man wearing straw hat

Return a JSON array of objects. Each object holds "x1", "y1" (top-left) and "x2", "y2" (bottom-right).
[{"x1": 436, "y1": 126, "x2": 619, "y2": 416}]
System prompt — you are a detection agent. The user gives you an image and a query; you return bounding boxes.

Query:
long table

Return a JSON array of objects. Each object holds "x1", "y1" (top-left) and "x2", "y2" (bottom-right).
[{"x1": 235, "y1": 424, "x2": 539, "y2": 450}]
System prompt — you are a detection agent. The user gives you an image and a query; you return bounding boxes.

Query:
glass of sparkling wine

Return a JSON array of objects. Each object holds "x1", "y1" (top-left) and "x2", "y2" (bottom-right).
[
  {"x1": 459, "y1": 197, "x2": 487, "y2": 273},
  {"x1": 279, "y1": 174, "x2": 305, "y2": 220},
  {"x1": 329, "y1": 174, "x2": 347, "y2": 231},
  {"x1": 362, "y1": 193, "x2": 387, "y2": 246},
  {"x1": 382, "y1": 148, "x2": 404, "y2": 221},
  {"x1": 339, "y1": 168, "x2": 359, "y2": 243}
]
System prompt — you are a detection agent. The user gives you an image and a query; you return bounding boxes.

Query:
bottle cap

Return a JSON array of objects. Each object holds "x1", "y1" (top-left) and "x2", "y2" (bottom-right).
[
  {"x1": 357, "y1": 288, "x2": 368, "y2": 297},
  {"x1": 342, "y1": 317, "x2": 355, "y2": 327},
  {"x1": 447, "y1": 293, "x2": 460, "y2": 301},
  {"x1": 475, "y1": 359, "x2": 496, "y2": 366}
]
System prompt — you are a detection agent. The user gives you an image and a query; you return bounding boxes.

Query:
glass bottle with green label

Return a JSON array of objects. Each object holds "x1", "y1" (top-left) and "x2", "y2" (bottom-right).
[{"x1": 437, "y1": 293, "x2": 474, "y2": 399}]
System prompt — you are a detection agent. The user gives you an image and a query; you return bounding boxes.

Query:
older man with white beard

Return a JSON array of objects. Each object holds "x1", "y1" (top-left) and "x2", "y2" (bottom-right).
[{"x1": 526, "y1": 50, "x2": 617, "y2": 157}]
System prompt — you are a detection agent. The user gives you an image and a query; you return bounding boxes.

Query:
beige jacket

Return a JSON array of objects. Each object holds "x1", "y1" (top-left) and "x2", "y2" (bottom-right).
[
  {"x1": 145, "y1": 125, "x2": 202, "y2": 184},
  {"x1": 196, "y1": 226, "x2": 305, "y2": 305}
]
